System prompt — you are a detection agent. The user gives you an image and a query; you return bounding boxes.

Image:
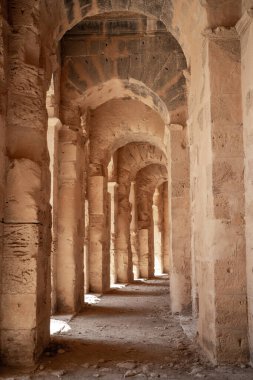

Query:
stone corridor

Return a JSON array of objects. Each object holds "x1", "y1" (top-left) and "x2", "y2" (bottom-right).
[
  {"x1": 1, "y1": 277, "x2": 253, "y2": 379},
  {"x1": 2, "y1": 0, "x2": 253, "y2": 376}
]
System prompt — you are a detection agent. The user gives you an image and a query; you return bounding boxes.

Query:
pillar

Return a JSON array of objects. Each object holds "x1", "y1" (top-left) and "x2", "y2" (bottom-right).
[
  {"x1": 162, "y1": 182, "x2": 170, "y2": 273},
  {"x1": 88, "y1": 165, "x2": 110, "y2": 293},
  {"x1": 116, "y1": 168, "x2": 133, "y2": 283},
  {"x1": 137, "y1": 190, "x2": 154, "y2": 278},
  {"x1": 153, "y1": 187, "x2": 163, "y2": 275},
  {"x1": 129, "y1": 181, "x2": 139, "y2": 279},
  {"x1": 1, "y1": 0, "x2": 51, "y2": 365},
  {"x1": 108, "y1": 182, "x2": 118, "y2": 286},
  {"x1": 190, "y1": 28, "x2": 248, "y2": 363},
  {"x1": 237, "y1": 10, "x2": 253, "y2": 364},
  {"x1": 0, "y1": 1, "x2": 7, "y2": 358},
  {"x1": 169, "y1": 125, "x2": 191, "y2": 314},
  {"x1": 57, "y1": 126, "x2": 84, "y2": 313},
  {"x1": 47, "y1": 118, "x2": 61, "y2": 314},
  {"x1": 84, "y1": 199, "x2": 89, "y2": 293}
]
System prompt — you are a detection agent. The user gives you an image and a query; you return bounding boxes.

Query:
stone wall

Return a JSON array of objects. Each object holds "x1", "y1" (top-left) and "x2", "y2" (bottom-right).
[{"x1": 237, "y1": 8, "x2": 253, "y2": 364}]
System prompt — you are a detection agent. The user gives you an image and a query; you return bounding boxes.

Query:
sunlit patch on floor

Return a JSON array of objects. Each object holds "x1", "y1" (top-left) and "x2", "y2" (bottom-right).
[
  {"x1": 85, "y1": 294, "x2": 101, "y2": 304},
  {"x1": 50, "y1": 319, "x2": 71, "y2": 335},
  {"x1": 110, "y1": 283, "x2": 127, "y2": 289}
]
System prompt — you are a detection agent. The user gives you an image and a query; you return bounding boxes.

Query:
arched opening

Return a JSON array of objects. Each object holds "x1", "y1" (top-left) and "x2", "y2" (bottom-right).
[{"x1": 2, "y1": 0, "x2": 252, "y2": 375}]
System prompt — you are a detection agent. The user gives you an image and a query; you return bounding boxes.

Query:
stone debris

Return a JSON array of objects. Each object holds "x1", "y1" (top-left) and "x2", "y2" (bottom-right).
[{"x1": 117, "y1": 361, "x2": 137, "y2": 370}]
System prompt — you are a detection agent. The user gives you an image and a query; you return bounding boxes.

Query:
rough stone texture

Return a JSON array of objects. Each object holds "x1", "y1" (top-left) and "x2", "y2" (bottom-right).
[
  {"x1": 47, "y1": 118, "x2": 61, "y2": 314},
  {"x1": 189, "y1": 27, "x2": 248, "y2": 364},
  {"x1": 170, "y1": 127, "x2": 191, "y2": 314},
  {"x1": 237, "y1": 9, "x2": 253, "y2": 364},
  {"x1": 57, "y1": 127, "x2": 85, "y2": 312},
  {"x1": 88, "y1": 174, "x2": 110, "y2": 293},
  {"x1": 1, "y1": 0, "x2": 253, "y2": 372},
  {"x1": 0, "y1": 0, "x2": 52, "y2": 367},
  {"x1": 61, "y1": 19, "x2": 187, "y2": 124}
]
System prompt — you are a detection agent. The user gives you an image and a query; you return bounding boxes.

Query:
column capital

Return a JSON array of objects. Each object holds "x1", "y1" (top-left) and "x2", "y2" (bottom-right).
[{"x1": 236, "y1": 9, "x2": 253, "y2": 37}]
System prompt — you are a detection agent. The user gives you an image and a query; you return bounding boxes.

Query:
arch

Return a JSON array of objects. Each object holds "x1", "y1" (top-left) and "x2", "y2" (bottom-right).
[
  {"x1": 136, "y1": 164, "x2": 168, "y2": 194},
  {"x1": 40, "y1": 0, "x2": 189, "y2": 60},
  {"x1": 117, "y1": 142, "x2": 168, "y2": 180},
  {"x1": 88, "y1": 98, "x2": 169, "y2": 168},
  {"x1": 67, "y1": 79, "x2": 170, "y2": 125}
]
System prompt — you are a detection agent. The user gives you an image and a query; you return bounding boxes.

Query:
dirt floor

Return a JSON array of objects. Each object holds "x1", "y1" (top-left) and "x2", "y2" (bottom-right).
[{"x1": 1, "y1": 275, "x2": 253, "y2": 379}]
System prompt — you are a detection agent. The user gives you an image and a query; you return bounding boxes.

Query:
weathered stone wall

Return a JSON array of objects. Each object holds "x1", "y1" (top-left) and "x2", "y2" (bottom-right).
[
  {"x1": 237, "y1": 8, "x2": 253, "y2": 364},
  {"x1": 0, "y1": 0, "x2": 7, "y2": 364},
  {"x1": 57, "y1": 126, "x2": 85, "y2": 312},
  {"x1": 169, "y1": 126, "x2": 191, "y2": 314},
  {"x1": 189, "y1": 24, "x2": 248, "y2": 363},
  {"x1": 1, "y1": 0, "x2": 52, "y2": 366}
]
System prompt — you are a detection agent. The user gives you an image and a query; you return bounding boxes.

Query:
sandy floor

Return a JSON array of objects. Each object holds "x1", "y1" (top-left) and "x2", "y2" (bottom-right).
[{"x1": 1, "y1": 275, "x2": 253, "y2": 379}]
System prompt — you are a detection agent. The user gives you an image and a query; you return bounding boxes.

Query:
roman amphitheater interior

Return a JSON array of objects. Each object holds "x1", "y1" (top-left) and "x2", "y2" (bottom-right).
[{"x1": 3, "y1": 0, "x2": 253, "y2": 379}]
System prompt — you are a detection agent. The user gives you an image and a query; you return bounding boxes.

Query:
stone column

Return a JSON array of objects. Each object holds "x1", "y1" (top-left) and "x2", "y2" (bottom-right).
[
  {"x1": 108, "y1": 182, "x2": 118, "y2": 286},
  {"x1": 0, "y1": 3, "x2": 7, "y2": 355},
  {"x1": 153, "y1": 187, "x2": 163, "y2": 275},
  {"x1": 190, "y1": 28, "x2": 248, "y2": 363},
  {"x1": 47, "y1": 118, "x2": 61, "y2": 314},
  {"x1": 57, "y1": 126, "x2": 84, "y2": 313},
  {"x1": 84, "y1": 199, "x2": 89, "y2": 293},
  {"x1": 169, "y1": 126, "x2": 191, "y2": 314},
  {"x1": 129, "y1": 181, "x2": 139, "y2": 279},
  {"x1": 237, "y1": 10, "x2": 253, "y2": 364},
  {"x1": 115, "y1": 168, "x2": 133, "y2": 283},
  {"x1": 162, "y1": 182, "x2": 170, "y2": 273},
  {"x1": 137, "y1": 190, "x2": 154, "y2": 278},
  {"x1": 88, "y1": 165, "x2": 110, "y2": 293},
  {"x1": 1, "y1": 1, "x2": 51, "y2": 365}
]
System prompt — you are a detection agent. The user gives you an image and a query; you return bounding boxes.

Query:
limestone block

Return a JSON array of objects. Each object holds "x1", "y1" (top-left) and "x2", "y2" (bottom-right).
[
  {"x1": 59, "y1": 141, "x2": 78, "y2": 162},
  {"x1": 1, "y1": 294, "x2": 36, "y2": 330},
  {"x1": 139, "y1": 228, "x2": 149, "y2": 277},
  {"x1": 215, "y1": 257, "x2": 247, "y2": 294},
  {"x1": 213, "y1": 158, "x2": 244, "y2": 195},
  {"x1": 216, "y1": 327, "x2": 249, "y2": 363},
  {"x1": 4, "y1": 159, "x2": 43, "y2": 223},
  {"x1": 59, "y1": 162, "x2": 78, "y2": 181},
  {"x1": 1, "y1": 257, "x2": 36, "y2": 294},
  {"x1": 211, "y1": 221, "x2": 245, "y2": 261},
  {"x1": 89, "y1": 176, "x2": 105, "y2": 214},
  {"x1": 170, "y1": 130, "x2": 188, "y2": 162},
  {"x1": 1, "y1": 328, "x2": 37, "y2": 367},
  {"x1": 215, "y1": 294, "x2": 248, "y2": 330},
  {"x1": 3, "y1": 223, "x2": 42, "y2": 258},
  {"x1": 212, "y1": 124, "x2": 243, "y2": 158},
  {"x1": 170, "y1": 271, "x2": 191, "y2": 313}
]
